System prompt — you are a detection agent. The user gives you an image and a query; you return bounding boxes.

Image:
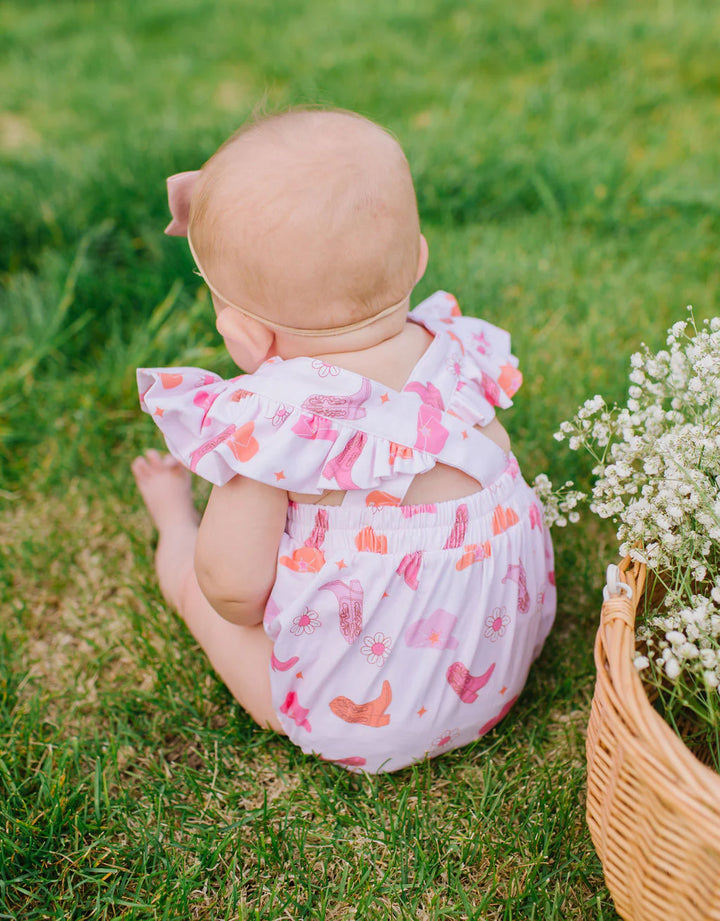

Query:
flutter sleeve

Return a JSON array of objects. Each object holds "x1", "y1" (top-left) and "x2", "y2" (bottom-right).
[
  {"x1": 137, "y1": 363, "x2": 439, "y2": 492},
  {"x1": 409, "y1": 290, "x2": 523, "y2": 426}
]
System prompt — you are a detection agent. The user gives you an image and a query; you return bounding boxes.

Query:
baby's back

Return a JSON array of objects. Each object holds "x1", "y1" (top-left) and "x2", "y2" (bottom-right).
[{"x1": 289, "y1": 319, "x2": 512, "y2": 508}]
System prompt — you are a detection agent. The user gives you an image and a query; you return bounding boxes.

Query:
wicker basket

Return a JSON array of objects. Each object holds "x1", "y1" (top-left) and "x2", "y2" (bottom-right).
[{"x1": 586, "y1": 557, "x2": 720, "y2": 920}]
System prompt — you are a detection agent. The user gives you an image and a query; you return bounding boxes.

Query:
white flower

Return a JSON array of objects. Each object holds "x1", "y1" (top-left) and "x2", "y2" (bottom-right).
[
  {"x1": 290, "y1": 608, "x2": 321, "y2": 636},
  {"x1": 484, "y1": 608, "x2": 510, "y2": 641},
  {"x1": 556, "y1": 311, "x2": 720, "y2": 726},
  {"x1": 665, "y1": 657, "x2": 681, "y2": 680},
  {"x1": 311, "y1": 359, "x2": 340, "y2": 378},
  {"x1": 360, "y1": 632, "x2": 392, "y2": 666}
]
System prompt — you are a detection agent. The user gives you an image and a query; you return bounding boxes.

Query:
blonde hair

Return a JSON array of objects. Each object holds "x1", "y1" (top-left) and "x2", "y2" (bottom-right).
[{"x1": 188, "y1": 108, "x2": 421, "y2": 329}]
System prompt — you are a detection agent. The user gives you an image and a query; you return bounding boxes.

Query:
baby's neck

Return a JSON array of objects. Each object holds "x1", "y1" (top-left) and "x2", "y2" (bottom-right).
[
  {"x1": 271, "y1": 304, "x2": 411, "y2": 363},
  {"x1": 307, "y1": 319, "x2": 434, "y2": 392}
]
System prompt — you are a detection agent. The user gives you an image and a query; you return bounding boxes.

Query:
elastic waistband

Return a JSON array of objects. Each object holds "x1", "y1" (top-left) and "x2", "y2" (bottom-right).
[{"x1": 285, "y1": 463, "x2": 535, "y2": 554}]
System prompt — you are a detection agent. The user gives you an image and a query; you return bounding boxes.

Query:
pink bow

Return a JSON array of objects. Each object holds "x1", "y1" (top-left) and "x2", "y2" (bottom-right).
[{"x1": 164, "y1": 170, "x2": 201, "y2": 236}]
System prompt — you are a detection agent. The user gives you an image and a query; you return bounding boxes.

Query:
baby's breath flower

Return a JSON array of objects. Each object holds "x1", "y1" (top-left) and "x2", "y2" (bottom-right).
[
  {"x1": 556, "y1": 311, "x2": 720, "y2": 747},
  {"x1": 665, "y1": 657, "x2": 681, "y2": 680}
]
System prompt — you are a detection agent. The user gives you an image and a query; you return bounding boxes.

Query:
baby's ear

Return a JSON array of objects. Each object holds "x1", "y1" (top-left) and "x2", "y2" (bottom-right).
[
  {"x1": 215, "y1": 308, "x2": 274, "y2": 372},
  {"x1": 165, "y1": 170, "x2": 201, "y2": 236},
  {"x1": 416, "y1": 234, "x2": 429, "y2": 283}
]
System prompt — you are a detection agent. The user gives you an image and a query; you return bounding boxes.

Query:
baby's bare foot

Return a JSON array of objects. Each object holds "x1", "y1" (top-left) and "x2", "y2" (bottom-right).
[{"x1": 131, "y1": 450, "x2": 199, "y2": 532}]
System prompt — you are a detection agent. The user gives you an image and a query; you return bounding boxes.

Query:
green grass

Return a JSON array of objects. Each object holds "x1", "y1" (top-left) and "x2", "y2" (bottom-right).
[{"x1": 1, "y1": 0, "x2": 719, "y2": 917}]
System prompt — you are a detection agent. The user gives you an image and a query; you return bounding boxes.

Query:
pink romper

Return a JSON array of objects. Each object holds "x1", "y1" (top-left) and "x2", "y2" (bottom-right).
[{"x1": 138, "y1": 291, "x2": 556, "y2": 773}]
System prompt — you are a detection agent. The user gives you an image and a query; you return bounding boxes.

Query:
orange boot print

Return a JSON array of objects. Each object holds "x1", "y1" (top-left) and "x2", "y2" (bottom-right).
[{"x1": 329, "y1": 680, "x2": 392, "y2": 727}]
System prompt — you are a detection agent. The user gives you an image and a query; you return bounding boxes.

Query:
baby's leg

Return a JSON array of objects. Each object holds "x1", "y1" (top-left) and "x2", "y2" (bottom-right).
[{"x1": 131, "y1": 451, "x2": 283, "y2": 733}]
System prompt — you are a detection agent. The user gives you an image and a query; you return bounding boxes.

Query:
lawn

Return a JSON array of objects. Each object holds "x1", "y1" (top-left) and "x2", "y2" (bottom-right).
[{"x1": 1, "y1": 0, "x2": 719, "y2": 918}]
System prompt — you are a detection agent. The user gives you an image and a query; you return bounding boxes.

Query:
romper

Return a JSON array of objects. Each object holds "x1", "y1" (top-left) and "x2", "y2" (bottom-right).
[{"x1": 138, "y1": 291, "x2": 556, "y2": 773}]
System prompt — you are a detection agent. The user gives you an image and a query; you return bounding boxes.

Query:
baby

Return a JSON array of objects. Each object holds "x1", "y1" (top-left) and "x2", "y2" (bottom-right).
[{"x1": 133, "y1": 108, "x2": 556, "y2": 773}]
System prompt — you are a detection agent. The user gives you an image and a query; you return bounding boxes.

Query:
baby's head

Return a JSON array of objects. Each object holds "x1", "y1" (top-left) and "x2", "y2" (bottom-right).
[{"x1": 167, "y1": 108, "x2": 427, "y2": 368}]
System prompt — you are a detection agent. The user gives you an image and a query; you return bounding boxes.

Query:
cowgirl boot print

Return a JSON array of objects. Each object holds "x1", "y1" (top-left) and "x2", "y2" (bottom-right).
[
  {"x1": 189, "y1": 424, "x2": 236, "y2": 472},
  {"x1": 291, "y1": 414, "x2": 339, "y2": 441},
  {"x1": 501, "y1": 560, "x2": 530, "y2": 613},
  {"x1": 305, "y1": 509, "x2": 329, "y2": 550},
  {"x1": 322, "y1": 431, "x2": 368, "y2": 489},
  {"x1": 443, "y1": 504, "x2": 469, "y2": 549},
  {"x1": 329, "y1": 679, "x2": 392, "y2": 727},
  {"x1": 396, "y1": 551, "x2": 422, "y2": 590},
  {"x1": 446, "y1": 661, "x2": 496, "y2": 703},
  {"x1": 301, "y1": 377, "x2": 372, "y2": 420},
  {"x1": 404, "y1": 380, "x2": 445, "y2": 410},
  {"x1": 270, "y1": 651, "x2": 300, "y2": 672},
  {"x1": 478, "y1": 695, "x2": 519, "y2": 736},
  {"x1": 320, "y1": 578, "x2": 364, "y2": 644},
  {"x1": 279, "y1": 692, "x2": 312, "y2": 731}
]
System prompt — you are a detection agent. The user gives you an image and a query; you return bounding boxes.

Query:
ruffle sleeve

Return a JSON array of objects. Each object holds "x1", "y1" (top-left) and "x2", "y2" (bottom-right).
[
  {"x1": 409, "y1": 291, "x2": 523, "y2": 427},
  {"x1": 137, "y1": 365, "x2": 437, "y2": 491}
]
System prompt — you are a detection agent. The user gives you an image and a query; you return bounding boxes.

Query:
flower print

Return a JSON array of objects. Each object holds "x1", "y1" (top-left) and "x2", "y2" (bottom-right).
[
  {"x1": 311, "y1": 359, "x2": 340, "y2": 378},
  {"x1": 290, "y1": 608, "x2": 321, "y2": 636},
  {"x1": 484, "y1": 607, "x2": 510, "y2": 641},
  {"x1": 432, "y1": 728, "x2": 459, "y2": 749},
  {"x1": 361, "y1": 632, "x2": 393, "y2": 667},
  {"x1": 267, "y1": 403, "x2": 291, "y2": 427},
  {"x1": 446, "y1": 355, "x2": 463, "y2": 378}
]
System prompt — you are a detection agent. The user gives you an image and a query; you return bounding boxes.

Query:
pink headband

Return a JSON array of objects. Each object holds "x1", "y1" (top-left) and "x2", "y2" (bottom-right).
[{"x1": 164, "y1": 171, "x2": 410, "y2": 338}]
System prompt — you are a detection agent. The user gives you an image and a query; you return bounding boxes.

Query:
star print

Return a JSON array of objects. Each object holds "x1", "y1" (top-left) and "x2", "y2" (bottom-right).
[
  {"x1": 336, "y1": 559, "x2": 347, "y2": 569},
  {"x1": 382, "y1": 591, "x2": 389, "y2": 599},
  {"x1": 417, "y1": 707, "x2": 427, "y2": 717},
  {"x1": 461, "y1": 430, "x2": 469, "y2": 439},
  {"x1": 154, "y1": 407, "x2": 165, "y2": 417},
  {"x1": 428, "y1": 631, "x2": 440, "y2": 645},
  {"x1": 275, "y1": 471, "x2": 286, "y2": 481},
  {"x1": 296, "y1": 671, "x2": 303, "y2": 679},
  {"x1": 500, "y1": 686, "x2": 507, "y2": 694},
  {"x1": 380, "y1": 393, "x2": 390, "y2": 404}
]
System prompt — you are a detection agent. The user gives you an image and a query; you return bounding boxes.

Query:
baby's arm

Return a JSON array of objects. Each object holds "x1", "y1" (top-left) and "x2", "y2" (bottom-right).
[{"x1": 194, "y1": 476, "x2": 288, "y2": 626}]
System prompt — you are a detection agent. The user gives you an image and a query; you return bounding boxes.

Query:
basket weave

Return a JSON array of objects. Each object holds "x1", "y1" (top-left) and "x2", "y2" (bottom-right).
[{"x1": 586, "y1": 558, "x2": 720, "y2": 921}]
